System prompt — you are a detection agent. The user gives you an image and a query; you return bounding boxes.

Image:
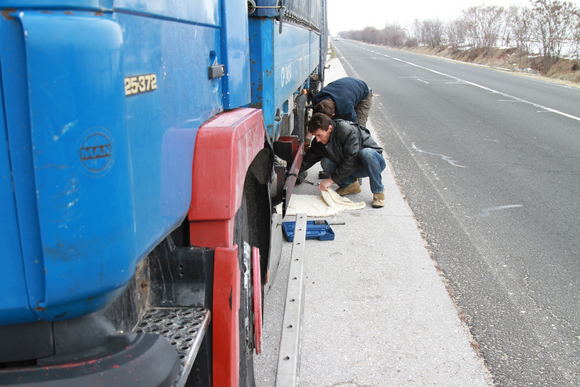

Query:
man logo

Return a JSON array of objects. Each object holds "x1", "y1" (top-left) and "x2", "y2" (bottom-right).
[{"x1": 79, "y1": 132, "x2": 113, "y2": 173}]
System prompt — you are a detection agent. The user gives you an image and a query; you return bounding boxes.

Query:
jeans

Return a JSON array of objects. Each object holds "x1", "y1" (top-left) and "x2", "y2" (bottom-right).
[
  {"x1": 355, "y1": 90, "x2": 373, "y2": 127},
  {"x1": 321, "y1": 148, "x2": 386, "y2": 193}
]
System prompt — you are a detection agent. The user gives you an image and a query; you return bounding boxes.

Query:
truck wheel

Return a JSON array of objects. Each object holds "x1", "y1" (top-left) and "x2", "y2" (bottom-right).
[{"x1": 235, "y1": 197, "x2": 256, "y2": 387}]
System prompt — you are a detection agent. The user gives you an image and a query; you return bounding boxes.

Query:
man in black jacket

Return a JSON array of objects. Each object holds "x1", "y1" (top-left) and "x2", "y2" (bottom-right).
[
  {"x1": 313, "y1": 77, "x2": 372, "y2": 126},
  {"x1": 301, "y1": 113, "x2": 386, "y2": 208}
]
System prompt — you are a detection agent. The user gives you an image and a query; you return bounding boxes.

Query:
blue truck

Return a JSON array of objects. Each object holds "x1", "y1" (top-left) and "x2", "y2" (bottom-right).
[{"x1": 0, "y1": 1, "x2": 327, "y2": 385}]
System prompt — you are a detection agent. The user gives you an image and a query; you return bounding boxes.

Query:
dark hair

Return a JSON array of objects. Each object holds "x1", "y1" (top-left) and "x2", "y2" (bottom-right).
[
  {"x1": 308, "y1": 112, "x2": 332, "y2": 133},
  {"x1": 314, "y1": 98, "x2": 335, "y2": 117}
]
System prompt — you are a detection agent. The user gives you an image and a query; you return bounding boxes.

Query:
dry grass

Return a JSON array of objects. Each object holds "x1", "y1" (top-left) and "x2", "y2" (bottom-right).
[
  {"x1": 328, "y1": 43, "x2": 337, "y2": 60},
  {"x1": 407, "y1": 46, "x2": 580, "y2": 85}
]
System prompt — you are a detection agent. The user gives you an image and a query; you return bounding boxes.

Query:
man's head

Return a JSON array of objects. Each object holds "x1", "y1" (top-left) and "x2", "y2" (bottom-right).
[
  {"x1": 314, "y1": 98, "x2": 336, "y2": 117},
  {"x1": 308, "y1": 112, "x2": 333, "y2": 144}
]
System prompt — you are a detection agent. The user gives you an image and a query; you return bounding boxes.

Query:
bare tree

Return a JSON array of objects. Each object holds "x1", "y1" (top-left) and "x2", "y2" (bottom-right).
[
  {"x1": 412, "y1": 19, "x2": 423, "y2": 45},
  {"x1": 420, "y1": 19, "x2": 444, "y2": 48},
  {"x1": 462, "y1": 7, "x2": 483, "y2": 48},
  {"x1": 480, "y1": 6, "x2": 506, "y2": 49},
  {"x1": 360, "y1": 26, "x2": 382, "y2": 44},
  {"x1": 382, "y1": 24, "x2": 408, "y2": 47},
  {"x1": 339, "y1": 25, "x2": 410, "y2": 48},
  {"x1": 573, "y1": 8, "x2": 580, "y2": 64},
  {"x1": 338, "y1": 0, "x2": 580, "y2": 79},
  {"x1": 446, "y1": 19, "x2": 466, "y2": 49},
  {"x1": 461, "y1": 6, "x2": 505, "y2": 49},
  {"x1": 405, "y1": 37, "x2": 418, "y2": 48},
  {"x1": 530, "y1": 0, "x2": 576, "y2": 60},
  {"x1": 500, "y1": 6, "x2": 520, "y2": 47},
  {"x1": 512, "y1": 6, "x2": 534, "y2": 52}
]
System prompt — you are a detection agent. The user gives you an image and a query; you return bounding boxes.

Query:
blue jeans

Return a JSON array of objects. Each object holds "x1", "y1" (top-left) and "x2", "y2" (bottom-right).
[{"x1": 321, "y1": 148, "x2": 386, "y2": 193}]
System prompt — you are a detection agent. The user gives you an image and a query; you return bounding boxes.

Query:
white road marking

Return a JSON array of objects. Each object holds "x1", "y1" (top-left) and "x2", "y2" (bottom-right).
[
  {"x1": 399, "y1": 76, "x2": 430, "y2": 84},
  {"x1": 336, "y1": 47, "x2": 358, "y2": 75},
  {"x1": 364, "y1": 48, "x2": 580, "y2": 123},
  {"x1": 480, "y1": 205, "x2": 523, "y2": 217},
  {"x1": 411, "y1": 142, "x2": 467, "y2": 168},
  {"x1": 552, "y1": 83, "x2": 574, "y2": 90}
]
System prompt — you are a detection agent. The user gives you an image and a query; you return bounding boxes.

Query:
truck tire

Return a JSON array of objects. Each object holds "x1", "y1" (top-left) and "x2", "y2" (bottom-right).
[{"x1": 235, "y1": 196, "x2": 256, "y2": 387}]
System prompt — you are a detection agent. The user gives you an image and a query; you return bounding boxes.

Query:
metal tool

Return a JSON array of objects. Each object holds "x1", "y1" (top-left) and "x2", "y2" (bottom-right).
[
  {"x1": 302, "y1": 179, "x2": 319, "y2": 186},
  {"x1": 313, "y1": 220, "x2": 346, "y2": 226}
]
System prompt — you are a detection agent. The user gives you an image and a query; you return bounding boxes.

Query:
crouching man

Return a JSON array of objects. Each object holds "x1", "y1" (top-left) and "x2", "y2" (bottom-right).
[
  {"x1": 313, "y1": 77, "x2": 372, "y2": 127},
  {"x1": 301, "y1": 113, "x2": 386, "y2": 208}
]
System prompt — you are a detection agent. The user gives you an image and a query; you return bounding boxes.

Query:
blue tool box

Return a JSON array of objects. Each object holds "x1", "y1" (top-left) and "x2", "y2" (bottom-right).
[{"x1": 282, "y1": 220, "x2": 335, "y2": 241}]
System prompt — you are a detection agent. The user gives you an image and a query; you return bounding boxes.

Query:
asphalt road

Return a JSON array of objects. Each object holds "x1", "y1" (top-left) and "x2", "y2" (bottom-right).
[{"x1": 333, "y1": 39, "x2": 580, "y2": 386}]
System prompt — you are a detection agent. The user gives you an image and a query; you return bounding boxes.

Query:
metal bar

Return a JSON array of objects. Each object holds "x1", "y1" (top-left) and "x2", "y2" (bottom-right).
[
  {"x1": 275, "y1": 214, "x2": 307, "y2": 387},
  {"x1": 265, "y1": 212, "x2": 284, "y2": 294},
  {"x1": 282, "y1": 144, "x2": 304, "y2": 216}
]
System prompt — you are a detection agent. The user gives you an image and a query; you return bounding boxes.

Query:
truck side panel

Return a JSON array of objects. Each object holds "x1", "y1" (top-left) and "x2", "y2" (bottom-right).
[
  {"x1": 0, "y1": 0, "x2": 113, "y2": 9},
  {"x1": 116, "y1": 0, "x2": 251, "y2": 110},
  {"x1": 249, "y1": 19, "x2": 321, "y2": 138},
  {"x1": 1, "y1": 7, "x2": 227, "y2": 323},
  {"x1": 219, "y1": 0, "x2": 251, "y2": 109},
  {"x1": 249, "y1": 1, "x2": 324, "y2": 139},
  {"x1": 0, "y1": 15, "x2": 47, "y2": 323},
  {"x1": 0, "y1": 60, "x2": 38, "y2": 325},
  {"x1": 0, "y1": 0, "x2": 327, "y2": 384},
  {"x1": 274, "y1": 23, "x2": 317, "y2": 110},
  {"x1": 115, "y1": 0, "x2": 219, "y2": 25},
  {"x1": 17, "y1": 12, "x2": 135, "y2": 320},
  {"x1": 116, "y1": 11, "x2": 223, "y2": 254}
]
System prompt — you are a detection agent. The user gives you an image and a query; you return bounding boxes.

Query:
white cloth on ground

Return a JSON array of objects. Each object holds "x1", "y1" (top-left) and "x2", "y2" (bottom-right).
[
  {"x1": 284, "y1": 189, "x2": 365, "y2": 217},
  {"x1": 321, "y1": 189, "x2": 365, "y2": 211}
]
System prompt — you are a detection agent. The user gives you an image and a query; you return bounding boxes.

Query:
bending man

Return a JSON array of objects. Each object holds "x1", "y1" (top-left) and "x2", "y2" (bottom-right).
[
  {"x1": 301, "y1": 113, "x2": 386, "y2": 208},
  {"x1": 313, "y1": 77, "x2": 372, "y2": 126}
]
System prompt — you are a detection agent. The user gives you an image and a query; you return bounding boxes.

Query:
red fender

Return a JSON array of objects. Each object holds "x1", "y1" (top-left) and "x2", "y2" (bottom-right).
[
  {"x1": 188, "y1": 108, "x2": 265, "y2": 387},
  {"x1": 212, "y1": 246, "x2": 240, "y2": 387},
  {"x1": 188, "y1": 108, "x2": 265, "y2": 247}
]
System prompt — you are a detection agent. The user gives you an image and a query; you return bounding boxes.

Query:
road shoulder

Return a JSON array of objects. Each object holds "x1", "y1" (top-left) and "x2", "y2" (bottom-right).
[{"x1": 255, "y1": 58, "x2": 492, "y2": 387}]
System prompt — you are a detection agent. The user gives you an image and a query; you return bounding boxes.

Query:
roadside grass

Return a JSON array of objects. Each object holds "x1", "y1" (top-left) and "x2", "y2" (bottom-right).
[
  {"x1": 408, "y1": 46, "x2": 580, "y2": 84},
  {"x1": 328, "y1": 43, "x2": 337, "y2": 60}
]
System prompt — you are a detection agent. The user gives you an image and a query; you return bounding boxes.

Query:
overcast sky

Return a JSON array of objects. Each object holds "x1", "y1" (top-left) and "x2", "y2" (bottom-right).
[{"x1": 328, "y1": 0, "x2": 580, "y2": 34}]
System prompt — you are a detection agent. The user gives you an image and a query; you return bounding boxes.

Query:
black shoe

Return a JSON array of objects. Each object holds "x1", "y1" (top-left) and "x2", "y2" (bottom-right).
[{"x1": 319, "y1": 170, "x2": 330, "y2": 179}]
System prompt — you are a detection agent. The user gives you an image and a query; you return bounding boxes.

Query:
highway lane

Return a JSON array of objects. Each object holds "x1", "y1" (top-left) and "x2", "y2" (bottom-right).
[{"x1": 333, "y1": 39, "x2": 579, "y2": 386}]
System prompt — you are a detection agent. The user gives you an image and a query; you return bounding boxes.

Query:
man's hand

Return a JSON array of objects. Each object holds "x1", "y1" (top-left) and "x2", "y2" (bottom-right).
[{"x1": 318, "y1": 178, "x2": 334, "y2": 192}]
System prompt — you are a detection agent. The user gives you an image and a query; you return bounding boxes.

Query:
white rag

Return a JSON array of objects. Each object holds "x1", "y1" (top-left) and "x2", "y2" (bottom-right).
[
  {"x1": 321, "y1": 189, "x2": 366, "y2": 211},
  {"x1": 285, "y1": 189, "x2": 365, "y2": 217}
]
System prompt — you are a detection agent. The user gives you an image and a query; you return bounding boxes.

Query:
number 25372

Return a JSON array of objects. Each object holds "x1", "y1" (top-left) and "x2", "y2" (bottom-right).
[{"x1": 124, "y1": 74, "x2": 157, "y2": 96}]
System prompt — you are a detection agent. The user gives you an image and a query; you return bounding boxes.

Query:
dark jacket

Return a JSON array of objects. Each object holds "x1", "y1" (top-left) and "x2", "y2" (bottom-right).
[
  {"x1": 313, "y1": 77, "x2": 369, "y2": 123},
  {"x1": 301, "y1": 119, "x2": 382, "y2": 184}
]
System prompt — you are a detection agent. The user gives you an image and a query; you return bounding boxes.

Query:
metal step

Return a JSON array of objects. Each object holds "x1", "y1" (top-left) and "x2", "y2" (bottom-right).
[{"x1": 134, "y1": 307, "x2": 210, "y2": 387}]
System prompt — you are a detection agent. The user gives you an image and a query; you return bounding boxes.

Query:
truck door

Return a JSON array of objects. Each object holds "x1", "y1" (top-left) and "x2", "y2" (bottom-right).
[{"x1": 0, "y1": 17, "x2": 44, "y2": 328}]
